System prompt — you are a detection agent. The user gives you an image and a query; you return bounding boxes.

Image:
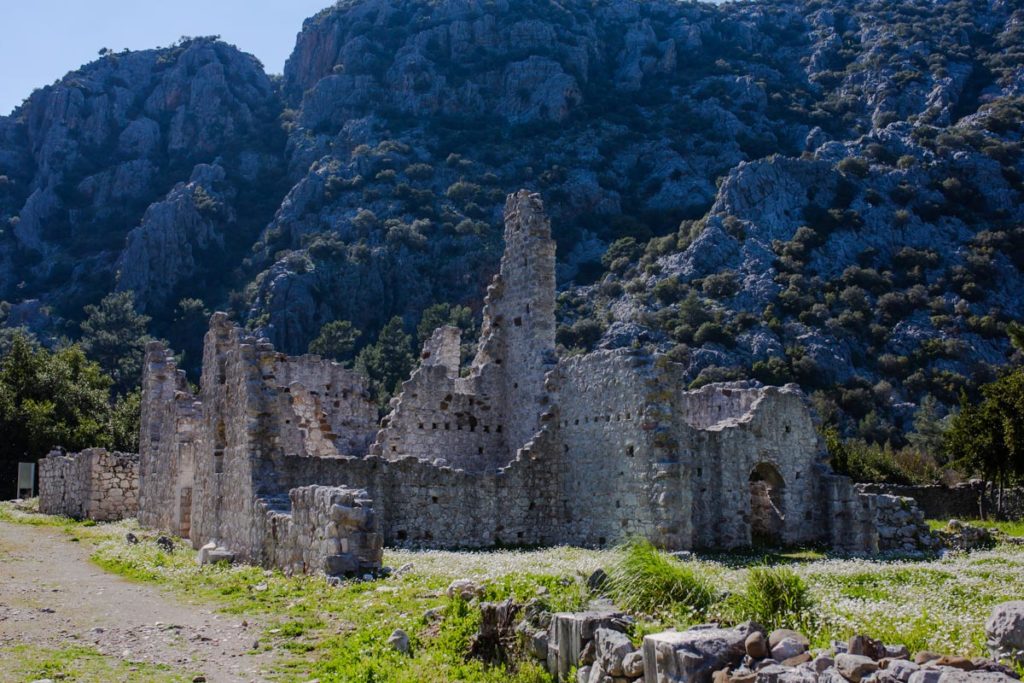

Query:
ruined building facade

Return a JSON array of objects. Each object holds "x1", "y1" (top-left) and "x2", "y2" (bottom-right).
[{"x1": 132, "y1": 191, "x2": 932, "y2": 576}]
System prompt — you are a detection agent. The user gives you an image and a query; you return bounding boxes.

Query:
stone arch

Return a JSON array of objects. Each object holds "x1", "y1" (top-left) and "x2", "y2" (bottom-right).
[{"x1": 749, "y1": 461, "x2": 785, "y2": 546}]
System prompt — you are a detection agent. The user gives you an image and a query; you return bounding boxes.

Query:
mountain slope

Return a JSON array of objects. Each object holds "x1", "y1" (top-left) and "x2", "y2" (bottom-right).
[{"x1": 0, "y1": 0, "x2": 1022, "y2": 438}]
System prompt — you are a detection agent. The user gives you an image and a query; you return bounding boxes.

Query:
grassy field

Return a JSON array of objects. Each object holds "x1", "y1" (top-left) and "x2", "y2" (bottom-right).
[
  {"x1": 3, "y1": 501, "x2": 1023, "y2": 682},
  {"x1": 0, "y1": 645, "x2": 182, "y2": 683},
  {"x1": 927, "y1": 517, "x2": 1024, "y2": 537}
]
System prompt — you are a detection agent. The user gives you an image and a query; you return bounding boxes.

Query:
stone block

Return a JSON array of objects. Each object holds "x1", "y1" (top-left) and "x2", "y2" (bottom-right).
[{"x1": 642, "y1": 625, "x2": 755, "y2": 683}]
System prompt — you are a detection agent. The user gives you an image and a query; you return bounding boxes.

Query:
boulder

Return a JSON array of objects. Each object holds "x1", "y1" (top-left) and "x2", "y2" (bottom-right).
[
  {"x1": 754, "y1": 664, "x2": 818, "y2": 683},
  {"x1": 812, "y1": 656, "x2": 835, "y2": 673},
  {"x1": 387, "y1": 628, "x2": 410, "y2": 654},
  {"x1": 908, "y1": 669, "x2": 946, "y2": 683},
  {"x1": 936, "y1": 671, "x2": 1019, "y2": 683},
  {"x1": 595, "y1": 627, "x2": 636, "y2": 677},
  {"x1": 835, "y1": 653, "x2": 879, "y2": 682},
  {"x1": 769, "y1": 630, "x2": 809, "y2": 650},
  {"x1": 771, "y1": 637, "x2": 808, "y2": 662},
  {"x1": 623, "y1": 650, "x2": 644, "y2": 678},
  {"x1": 848, "y1": 635, "x2": 887, "y2": 661},
  {"x1": 985, "y1": 601, "x2": 1024, "y2": 665},
  {"x1": 447, "y1": 579, "x2": 483, "y2": 600},
  {"x1": 746, "y1": 632, "x2": 769, "y2": 659},
  {"x1": 933, "y1": 656, "x2": 974, "y2": 671},
  {"x1": 886, "y1": 659, "x2": 921, "y2": 682}
]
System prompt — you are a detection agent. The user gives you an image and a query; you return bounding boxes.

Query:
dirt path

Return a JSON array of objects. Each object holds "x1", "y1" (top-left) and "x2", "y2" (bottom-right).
[{"x1": 0, "y1": 520, "x2": 276, "y2": 682}]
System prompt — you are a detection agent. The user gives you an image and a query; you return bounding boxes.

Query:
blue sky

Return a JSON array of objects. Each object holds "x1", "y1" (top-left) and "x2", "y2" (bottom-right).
[{"x1": 0, "y1": 0, "x2": 335, "y2": 115}]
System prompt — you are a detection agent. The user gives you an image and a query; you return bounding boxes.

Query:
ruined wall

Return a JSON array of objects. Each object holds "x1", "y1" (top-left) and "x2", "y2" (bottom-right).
[
  {"x1": 373, "y1": 329, "x2": 510, "y2": 470},
  {"x1": 686, "y1": 383, "x2": 829, "y2": 550},
  {"x1": 38, "y1": 448, "x2": 139, "y2": 521},
  {"x1": 268, "y1": 440, "x2": 562, "y2": 549},
  {"x1": 270, "y1": 353, "x2": 378, "y2": 458},
  {"x1": 857, "y1": 482, "x2": 1024, "y2": 521},
  {"x1": 373, "y1": 190, "x2": 557, "y2": 473},
  {"x1": 187, "y1": 314, "x2": 380, "y2": 561},
  {"x1": 137, "y1": 343, "x2": 200, "y2": 537},
  {"x1": 553, "y1": 351, "x2": 687, "y2": 549},
  {"x1": 255, "y1": 485, "x2": 382, "y2": 576}
]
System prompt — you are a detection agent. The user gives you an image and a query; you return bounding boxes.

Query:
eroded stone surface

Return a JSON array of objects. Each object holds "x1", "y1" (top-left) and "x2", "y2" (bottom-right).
[{"x1": 128, "y1": 190, "x2": 933, "y2": 577}]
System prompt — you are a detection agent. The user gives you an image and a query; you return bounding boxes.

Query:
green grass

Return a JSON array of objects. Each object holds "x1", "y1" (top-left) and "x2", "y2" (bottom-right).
[
  {"x1": 0, "y1": 644, "x2": 184, "y2": 683},
  {"x1": 927, "y1": 518, "x2": 1024, "y2": 537},
  {"x1": 722, "y1": 565, "x2": 816, "y2": 632},
  {"x1": 6, "y1": 502, "x2": 1024, "y2": 679},
  {"x1": 604, "y1": 537, "x2": 718, "y2": 619}
]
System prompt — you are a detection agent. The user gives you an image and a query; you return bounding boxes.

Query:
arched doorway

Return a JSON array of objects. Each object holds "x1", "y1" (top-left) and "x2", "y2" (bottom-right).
[{"x1": 749, "y1": 462, "x2": 785, "y2": 546}]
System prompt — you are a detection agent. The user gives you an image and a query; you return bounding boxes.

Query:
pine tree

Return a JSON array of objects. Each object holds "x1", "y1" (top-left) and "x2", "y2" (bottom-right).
[
  {"x1": 355, "y1": 316, "x2": 413, "y2": 409},
  {"x1": 80, "y1": 291, "x2": 151, "y2": 393},
  {"x1": 309, "y1": 320, "x2": 359, "y2": 365}
]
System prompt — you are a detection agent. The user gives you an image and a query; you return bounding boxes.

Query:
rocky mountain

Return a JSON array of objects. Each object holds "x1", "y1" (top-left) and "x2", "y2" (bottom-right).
[{"x1": 1, "y1": 0, "x2": 1022, "y2": 439}]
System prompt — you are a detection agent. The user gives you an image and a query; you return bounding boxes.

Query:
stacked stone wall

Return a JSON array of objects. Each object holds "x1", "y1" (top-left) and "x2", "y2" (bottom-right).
[
  {"x1": 137, "y1": 343, "x2": 200, "y2": 537},
  {"x1": 38, "y1": 448, "x2": 139, "y2": 521},
  {"x1": 857, "y1": 482, "x2": 1024, "y2": 521},
  {"x1": 255, "y1": 485, "x2": 382, "y2": 576},
  {"x1": 553, "y1": 351, "x2": 680, "y2": 548},
  {"x1": 688, "y1": 384, "x2": 828, "y2": 550},
  {"x1": 271, "y1": 438, "x2": 562, "y2": 548}
]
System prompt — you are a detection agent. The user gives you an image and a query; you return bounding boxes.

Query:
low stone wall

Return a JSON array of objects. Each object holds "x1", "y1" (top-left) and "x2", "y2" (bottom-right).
[
  {"x1": 38, "y1": 448, "x2": 139, "y2": 521},
  {"x1": 857, "y1": 482, "x2": 1024, "y2": 521},
  {"x1": 860, "y1": 488, "x2": 934, "y2": 552},
  {"x1": 255, "y1": 485, "x2": 382, "y2": 577}
]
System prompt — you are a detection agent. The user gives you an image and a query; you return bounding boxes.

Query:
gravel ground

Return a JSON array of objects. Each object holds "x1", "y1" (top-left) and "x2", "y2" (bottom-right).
[{"x1": 0, "y1": 519, "x2": 275, "y2": 682}]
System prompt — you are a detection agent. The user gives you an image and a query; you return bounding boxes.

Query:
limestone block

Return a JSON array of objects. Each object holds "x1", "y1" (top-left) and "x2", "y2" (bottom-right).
[
  {"x1": 986, "y1": 601, "x2": 1024, "y2": 665},
  {"x1": 548, "y1": 611, "x2": 629, "y2": 681},
  {"x1": 641, "y1": 625, "x2": 755, "y2": 683}
]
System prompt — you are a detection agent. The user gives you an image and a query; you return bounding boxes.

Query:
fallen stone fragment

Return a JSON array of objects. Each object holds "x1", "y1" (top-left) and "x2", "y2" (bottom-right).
[
  {"x1": 446, "y1": 579, "x2": 483, "y2": 600},
  {"x1": 985, "y1": 601, "x2": 1024, "y2": 666},
  {"x1": 622, "y1": 650, "x2": 644, "y2": 677},
  {"x1": 886, "y1": 659, "x2": 921, "y2": 682},
  {"x1": 835, "y1": 653, "x2": 879, "y2": 682},
  {"x1": 642, "y1": 623, "x2": 757, "y2": 683},
  {"x1": 387, "y1": 628, "x2": 410, "y2": 654},
  {"x1": 746, "y1": 632, "x2": 769, "y2": 659}
]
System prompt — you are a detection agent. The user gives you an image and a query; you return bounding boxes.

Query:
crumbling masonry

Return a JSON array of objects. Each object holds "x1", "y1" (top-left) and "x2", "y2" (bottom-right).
[{"x1": 130, "y1": 190, "x2": 931, "y2": 576}]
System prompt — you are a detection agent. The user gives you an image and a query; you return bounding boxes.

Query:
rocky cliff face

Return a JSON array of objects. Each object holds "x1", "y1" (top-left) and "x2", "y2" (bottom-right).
[
  {"x1": 1, "y1": 0, "x2": 1022, "y2": 437},
  {"x1": 0, "y1": 37, "x2": 285, "y2": 327}
]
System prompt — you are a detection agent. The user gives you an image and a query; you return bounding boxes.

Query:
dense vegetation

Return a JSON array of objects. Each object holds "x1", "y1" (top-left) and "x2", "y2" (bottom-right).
[{"x1": 0, "y1": 329, "x2": 139, "y2": 494}]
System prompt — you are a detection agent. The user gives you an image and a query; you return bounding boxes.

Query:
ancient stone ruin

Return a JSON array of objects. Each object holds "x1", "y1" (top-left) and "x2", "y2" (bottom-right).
[
  {"x1": 40, "y1": 190, "x2": 931, "y2": 574},
  {"x1": 38, "y1": 448, "x2": 139, "y2": 521}
]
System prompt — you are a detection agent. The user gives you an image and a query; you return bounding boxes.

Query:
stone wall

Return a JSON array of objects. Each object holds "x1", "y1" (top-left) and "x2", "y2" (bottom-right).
[
  {"x1": 187, "y1": 313, "x2": 381, "y2": 565},
  {"x1": 38, "y1": 448, "x2": 139, "y2": 521},
  {"x1": 371, "y1": 190, "x2": 557, "y2": 473},
  {"x1": 137, "y1": 343, "x2": 200, "y2": 537},
  {"x1": 255, "y1": 485, "x2": 382, "y2": 576},
  {"x1": 857, "y1": 482, "x2": 1024, "y2": 521},
  {"x1": 136, "y1": 188, "x2": 931, "y2": 575}
]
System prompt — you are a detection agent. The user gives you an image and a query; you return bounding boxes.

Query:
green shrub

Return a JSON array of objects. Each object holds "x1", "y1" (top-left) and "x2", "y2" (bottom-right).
[
  {"x1": 604, "y1": 538, "x2": 718, "y2": 617},
  {"x1": 724, "y1": 566, "x2": 815, "y2": 632}
]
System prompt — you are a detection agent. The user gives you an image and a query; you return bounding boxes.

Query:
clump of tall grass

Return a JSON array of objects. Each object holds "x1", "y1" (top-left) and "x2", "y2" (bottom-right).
[
  {"x1": 604, "y1": 538, "x2": 718, "y2": 617},
  {"x1": 723, "y1": 565, "x2": 815, "y2": 632}
]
